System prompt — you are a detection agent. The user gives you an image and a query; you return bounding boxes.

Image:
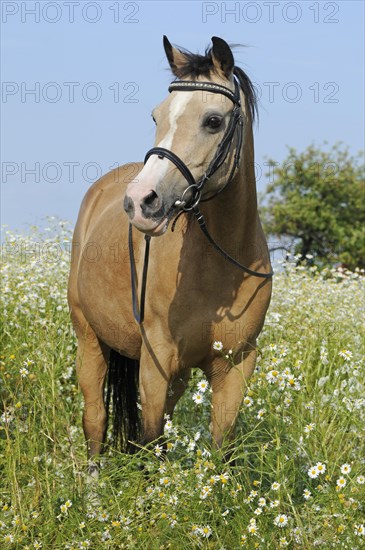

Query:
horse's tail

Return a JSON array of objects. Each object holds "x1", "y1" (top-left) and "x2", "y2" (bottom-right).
[{"x1": 105, "y1": 350, "x2": 141, "y2": 453}]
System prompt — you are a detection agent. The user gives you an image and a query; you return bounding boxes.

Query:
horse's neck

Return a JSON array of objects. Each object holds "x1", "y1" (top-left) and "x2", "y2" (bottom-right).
[{"x1": 201, "y1": 132, "x2": 262, "y2": 260}]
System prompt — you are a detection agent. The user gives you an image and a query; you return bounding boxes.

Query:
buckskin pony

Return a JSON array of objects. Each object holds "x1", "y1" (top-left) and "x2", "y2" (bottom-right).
[{"x1": 68, "y1": 36, "x2": 272, "y2": 476}]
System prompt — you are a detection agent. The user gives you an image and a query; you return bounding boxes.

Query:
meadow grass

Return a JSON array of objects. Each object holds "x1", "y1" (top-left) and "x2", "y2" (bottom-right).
[{"x1": 1, "y1": 220, "x2": 364, "y2": 549}]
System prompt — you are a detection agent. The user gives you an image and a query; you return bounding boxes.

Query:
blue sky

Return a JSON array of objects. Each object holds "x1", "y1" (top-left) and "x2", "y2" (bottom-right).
[{"x1": 1, "y1": 0, "x2": 364, "y2": 230}]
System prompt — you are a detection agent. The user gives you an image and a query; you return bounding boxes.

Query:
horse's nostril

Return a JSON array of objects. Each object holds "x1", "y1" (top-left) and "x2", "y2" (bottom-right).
[
  {"x1": 143, "y1": 190, "x2": 159, "y2": 207},
  {"x1": 123, "y1": 195, "x2": 135, "y2": 218}
]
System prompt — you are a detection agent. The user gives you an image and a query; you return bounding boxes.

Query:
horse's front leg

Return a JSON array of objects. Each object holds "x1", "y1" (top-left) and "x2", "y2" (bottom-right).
[
  {"x1": 208, "y1": 348, "x2": 257, "y2": 449},
  {"x1": 139, "y1": 345, "x2": 174, "y2": 446}
]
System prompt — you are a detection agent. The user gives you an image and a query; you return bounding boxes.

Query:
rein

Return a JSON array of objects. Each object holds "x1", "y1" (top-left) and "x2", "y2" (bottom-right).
[{"x1": 129, "y1": 78, "x2": 273, "y2": 324}]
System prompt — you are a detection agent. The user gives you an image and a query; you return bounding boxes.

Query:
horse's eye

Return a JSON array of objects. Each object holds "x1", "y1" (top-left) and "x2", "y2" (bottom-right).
[{"x1": 205, "y1": 115, "x2": 223, "y2": 130}]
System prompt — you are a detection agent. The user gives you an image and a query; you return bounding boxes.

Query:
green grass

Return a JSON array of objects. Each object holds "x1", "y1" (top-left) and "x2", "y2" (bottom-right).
[{"x1": 1, "y1": 220, "x2": 364, "y2": 549}]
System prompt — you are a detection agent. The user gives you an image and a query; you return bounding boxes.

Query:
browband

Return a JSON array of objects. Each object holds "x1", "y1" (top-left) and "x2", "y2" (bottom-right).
[{"x1": 168, "y1": 80, "x2": 241, "y2": 106}]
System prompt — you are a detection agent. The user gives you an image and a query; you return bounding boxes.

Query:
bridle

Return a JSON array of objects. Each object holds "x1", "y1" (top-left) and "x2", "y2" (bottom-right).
[
  {"x1": 145, "y1": 79, "x2": 244, "y2": 212},
  {"x1": 129, "y1": 78, "x2": 273, "y2": 324}
]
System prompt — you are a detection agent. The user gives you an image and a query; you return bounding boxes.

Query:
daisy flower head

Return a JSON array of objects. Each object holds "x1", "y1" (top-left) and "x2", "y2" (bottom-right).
[
  {"x1": 192, "y1": 392, "x2": 204, "y2": 405},
  {"x1": 303, "y1": 489, "x2": 312, "y2": 500},
  {"x1": 271, "y1": 481, "x2": 281, "y2": 491},
  {"x1": 354, "y1": 524, "x2": 365, "y2": 537},
  {"x1": 340, "y1": 463, "x2": 351, "y2": 475},
  {"x1": 308, "y1": 465, "x2": 319, "y2": 479},
  {"x1": 197, "y1": 379, "x2": 209, "y2": 393},
  {"x1": 336, "y1": 476, "x2": 347, "y2": 489},
  {"x1": 316, "y1": 462, "x2": 326, "y2": 475},
  {"x1": 304, "y1": 423, "x2": 315, "y2": 434},
  {"x1": 247, "y1": 518, "x2": 259, "y2": 535},
  {"x1": 154, "y1": 444, "x2": 163, "y2": 457},
  {"x1": 243, "y1": 396, "x2": 253, "y2": 407},
  {"x1": 200, "y1": 485, "x2": 212, "y2": 500},
  {"x1": 201, "y1": 525, "x2": 212, "y2": 538},
  {"x1": 164, "y1": 418, "x2": 173, "y2": 433},
  {"x1": 356, "y1": 475, "x2": 365, "y2": 485},
  {"x1": 274, "y1": 514, "x2": 289, "y2": 528},
  {"x1": 338, "y1": 349, "x2": 353, "y2": 361},
  {"x1": 213, "y1": 341, "x2": 223, "y2": 351}
]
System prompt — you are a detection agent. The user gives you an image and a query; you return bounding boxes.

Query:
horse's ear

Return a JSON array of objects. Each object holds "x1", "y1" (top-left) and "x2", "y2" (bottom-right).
[
  {"x1": 211, "y1": 36, "x2": 234, "y2": 78},
  {"x1": 163, "y1": 35, "x2": 188, "y2": 77}
]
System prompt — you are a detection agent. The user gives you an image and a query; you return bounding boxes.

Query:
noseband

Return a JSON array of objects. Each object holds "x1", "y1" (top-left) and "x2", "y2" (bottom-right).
[
  {"x1": 129, "y1": 78, "x2": 273, "y2": 324},
  {"x1": 144, "y1": 79, "x2": 243, "y2": 211}
]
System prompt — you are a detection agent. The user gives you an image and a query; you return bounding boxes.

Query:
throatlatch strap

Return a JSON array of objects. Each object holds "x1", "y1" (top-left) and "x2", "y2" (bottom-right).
[{"x1": 128, "y1": 224, "x2": 151, "y2": 324}]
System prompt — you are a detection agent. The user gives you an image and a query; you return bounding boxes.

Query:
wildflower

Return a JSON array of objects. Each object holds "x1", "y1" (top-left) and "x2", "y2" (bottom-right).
[
  {"x1": 304, "y1": 423, "x2": 315, "y2": 434},
  {"x1": 213, "y1": 341, "x2": 223, "y2": 351},
  {"x1": 316, "y1": 462, "x2": 326, "y2": 475},
  {"x1": 274, "y1": 514, "x2": 289, "y2": 528},
  {"x1": 266, "y1": 370, "x2": 279, "y2": 383},
  {"x1": 154, "y1": 444, "x2": 163, "y2": 457},
  {"x1": 200, "y1": 486, "x2": 212, "y2": 500},
  {"x1": 111, "y1": 520, "x2": 121, "y2": 528},
  {"x1": 254, "y1": 508, "x2": 262, "y2": 515},
  {"x1": 303, "y1": 489, "x2": 312, "y2": 500},
  {"x1": 338, "y1": 349, "x2": 353, "y2": 361},
  {"x1": 98, "y1": 510, "x2": 109, "y2": 522},
  {"x1": 258, "y1": 497, "x2": 266, "y2": 507},
  {"x1": 20, "y1": 367, "x2": 29, "y2": 378},
  {"x1": 33, "y1": 541, "x2": 42, "y2": 549},
  {"x1": 270, "y1": 500, "x2": 280, "y2": 508},
  {"x1": 197, "y1": 380, "x2": 209, "y2": 393},
  {"x1": 201, "y1": 525, "x2": 212, "y2": 538},
  {"x1": 356, "y1": 475, "x2": 365, "y2": 484},
  {"x1": 257, "y1": 408, "x2": 265, "y2": 419},
  {"x1": 164, "y1": 419, "x2": 173, "y2": 433},
  {"x1": 159, "y1": 477, "x2": 170, "y2": 486},
  {"x1": 65, "y1": 500, "x2": 72, "y2": 509},
  {"x1": 4, "y1": 534, "x2": 14, "y2": 543},
  {"x1": 243, "y1": 396, "x2": 253, "y2": 407},
  {"x1": 247, "y1": 490, "x2": 258, "y2": 502},
  {"x1": 279, "y1": 537, "x2": 289, "y2": 547},
  {"x1": 79, "y1": 522, "x2": 86, "y2": 529},
  {"x1": 192, "y1": 392, "x2": 204, "y2": 405},
  {"x1": 354, "y1": 524, "x2": 365, "y2": 537},
  {"x1": 241, "y1": 534, "x2": 247, "y2": 545},
  {"x1": 271, "y1": 482, "x2": 281, "y2": 491},
  {"x1": 340, "y1": 463, "x2": 351, "y2": 475},
  {"x1": 336, "y1": 477, "x2": 347, "y2": 488},
  {"x1": 219, "y1": 472, "x2": 229, "y2": 484},
  {"x1": 247, "y1": 518, "x2": 258, "y2": 535},
  {"x1": 308, "y1": 465, "x2": 319, "y2": 479}
]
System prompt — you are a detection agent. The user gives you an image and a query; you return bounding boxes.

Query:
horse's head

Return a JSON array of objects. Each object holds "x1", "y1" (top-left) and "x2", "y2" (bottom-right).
[{"x1": 124, "y1": 36, "x2": 255, "y2": 236}]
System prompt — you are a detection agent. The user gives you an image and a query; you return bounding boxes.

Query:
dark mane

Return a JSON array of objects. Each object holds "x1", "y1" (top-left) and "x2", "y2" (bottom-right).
[{"x1": 172, "y1": 45, "x2": 258, "y2": 122}]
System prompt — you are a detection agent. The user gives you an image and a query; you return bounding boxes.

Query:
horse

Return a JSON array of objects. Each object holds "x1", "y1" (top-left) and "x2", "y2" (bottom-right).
[{"x1": 67, "y1": 36, "x2": 272, "y2": 476}]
